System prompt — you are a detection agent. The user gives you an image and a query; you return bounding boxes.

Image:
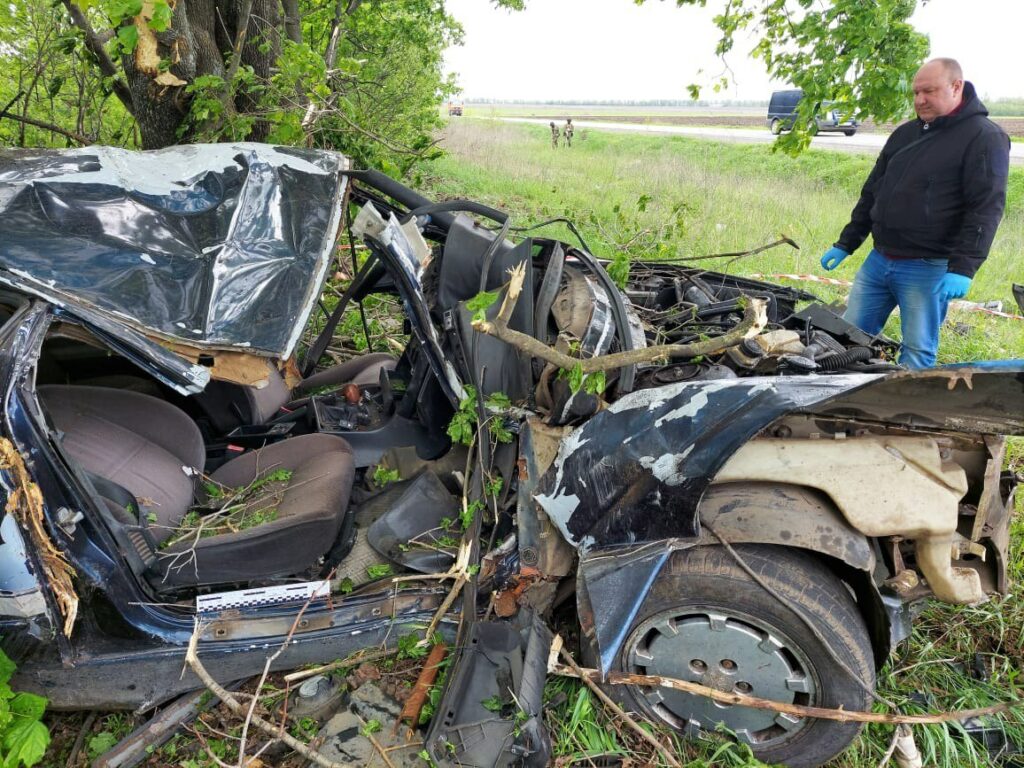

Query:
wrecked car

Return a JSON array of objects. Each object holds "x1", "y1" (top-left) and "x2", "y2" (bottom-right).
[{"x1": 0, "y1": 144, "x2": 1020, "y2": 768}]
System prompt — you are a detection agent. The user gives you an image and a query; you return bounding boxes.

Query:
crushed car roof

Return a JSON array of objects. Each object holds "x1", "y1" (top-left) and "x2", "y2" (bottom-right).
[{"x1": 0, "y1": 144, "x2": 348, "y2": 358}]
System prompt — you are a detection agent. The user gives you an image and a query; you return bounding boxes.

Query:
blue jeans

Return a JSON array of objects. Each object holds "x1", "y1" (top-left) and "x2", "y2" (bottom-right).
[{"x1": 843, "y1": 249, "x2": 949, "y2": 369}]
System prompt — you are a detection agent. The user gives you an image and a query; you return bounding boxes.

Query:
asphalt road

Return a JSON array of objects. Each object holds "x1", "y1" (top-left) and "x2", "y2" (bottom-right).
[{"x1": 501, "y1": 117, "x2": 1024, "y2": 165}]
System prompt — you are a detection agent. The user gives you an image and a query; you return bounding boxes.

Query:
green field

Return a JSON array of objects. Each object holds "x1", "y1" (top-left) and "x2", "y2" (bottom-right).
[
  {"x1": 424, "y1": 119, "x2": 1024, "y2": 768},
  {"x1": 427, "y1": 119, "x2": 1023, "y2": 364}
]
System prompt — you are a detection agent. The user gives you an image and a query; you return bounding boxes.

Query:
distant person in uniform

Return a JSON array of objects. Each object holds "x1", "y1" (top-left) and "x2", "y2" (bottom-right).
[
  {"x1": 820, "y1": 57, "x2": 1010, "y2": 368},
  {"x1": 563, "y1": 118, "x2": 574, "y2": 147},
  {"x1": 550, "y1": 121, "x2": 559, "y2": 148}
]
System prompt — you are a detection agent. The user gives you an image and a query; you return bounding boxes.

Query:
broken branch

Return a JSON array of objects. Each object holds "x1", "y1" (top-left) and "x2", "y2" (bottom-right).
[
  {"x1": 662, "y1": 233, "x2": 800, "y2": 263},
  {"x1": 185, "y1": 623, "x2": 356, "y2": 768},
  {"x1": 283, "y1": 649, "x2": 395, "y2": 684},
  {"x1": 550, "y1": 660, "x2": 1024, "y2": 726},
  {"x1": 473, "y1": 262, "x2": 768, "y2": 373},
  {"x1": 557, "y1": 643, "x2": 682, "y2": 768}
]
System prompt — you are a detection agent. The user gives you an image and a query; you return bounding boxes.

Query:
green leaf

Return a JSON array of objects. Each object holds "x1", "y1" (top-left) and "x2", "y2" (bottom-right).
[
  {"x1": 9, "y1": 694, "x2": 45, "y2": 723},
  {"x1": 366, "y1": 563, "x2": 393, "y2": 579},
  {"x1": 0, "y1": 651, "x2": 15, "y2": 687},
  {"x1": 583, "y1": 370, "x2": 607, "y2": 396},
  {"x1": 567, "y1": 362, "x2": 584, "y2": 395},
  {"x1": 87, "y1": 731, "x2": 118, "y2": 759},
  {"x1": 466, "y1": 290, "x2": 500, "y2": 324},
  {"x1": 485, "y1": 391, "x2": 511, "y2": 409},
  {"x1": 360, "y1": 718, "x2": 382, "y2": 737},
  {"x1": 115, "y1": 24, "x2": 138, "y2": 56},
  {"x1": 338, "y1": 577, "x2": 354, "y2": 594},
  {"x1": 2, "y1": 719, "x2": 49, "y2": 768},
  {"x1": 480, "y1": 695, "x2": 502, "y2": 712},
  {"x1": 149, "y1": 0, "x2": 172, "y2": 32}
]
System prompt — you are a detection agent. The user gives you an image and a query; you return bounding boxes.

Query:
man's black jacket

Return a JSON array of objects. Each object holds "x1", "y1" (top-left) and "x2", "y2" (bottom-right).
[{"x1": 835, "y1": 82, "x2": 1010, "y2": 278}]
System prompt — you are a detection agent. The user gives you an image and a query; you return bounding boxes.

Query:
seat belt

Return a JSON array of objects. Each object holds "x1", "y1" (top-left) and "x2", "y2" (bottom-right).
[{"x1": 83, "y1": 471, "x2": 159, "y2": 571}]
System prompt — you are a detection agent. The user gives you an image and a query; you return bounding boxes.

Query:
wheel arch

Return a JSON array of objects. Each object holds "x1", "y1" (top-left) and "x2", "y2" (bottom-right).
[
  {"x1": 697, "y1": 482, "x2": 896, "y2": 668},
  {"x1": 575, "y1": 482, "x2": 896, "y2": 677}
]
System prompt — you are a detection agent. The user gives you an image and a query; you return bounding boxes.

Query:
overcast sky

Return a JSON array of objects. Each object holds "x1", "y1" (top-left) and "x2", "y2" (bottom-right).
[{"x1": 442, "y1": 0, "x2": 1024, "y2": 102}]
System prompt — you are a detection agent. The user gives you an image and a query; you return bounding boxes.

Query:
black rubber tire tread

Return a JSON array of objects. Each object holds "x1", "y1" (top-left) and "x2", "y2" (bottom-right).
[{"x1": 582, "y1": 544, "x2": 875, "y2": 768}]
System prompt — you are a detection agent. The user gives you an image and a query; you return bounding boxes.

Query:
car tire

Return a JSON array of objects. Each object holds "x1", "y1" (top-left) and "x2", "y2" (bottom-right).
[
  {"x1": 843, "y1": 129, "x2": 857, "y2": 136},
  {"x1": 770, "y1": 119, "x2": 782, "y2": 135},
  {"x1": 582, "y1": 545, "x2": 875, "y2": 768}
]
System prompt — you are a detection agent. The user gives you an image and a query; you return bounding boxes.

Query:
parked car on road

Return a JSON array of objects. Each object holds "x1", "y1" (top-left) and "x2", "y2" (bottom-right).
[
  {"x1": 768, "y1": 88, "x2": 858, "y2": 136},
  {"x1": 0, "y1": 145, "x2": 1020, "y2": 767}
]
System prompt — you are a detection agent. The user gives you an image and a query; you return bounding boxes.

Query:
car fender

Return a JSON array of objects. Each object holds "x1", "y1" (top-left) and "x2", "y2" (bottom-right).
[
  {"x1": 536, "y1": 366, "x2": 1024, "y2": 555},
  {"x1": 695, "y1": 481, "x2": 874, "y2": 570},
  {"x1": 575, "y1": 481, "x2": 880, "y2": 675}
]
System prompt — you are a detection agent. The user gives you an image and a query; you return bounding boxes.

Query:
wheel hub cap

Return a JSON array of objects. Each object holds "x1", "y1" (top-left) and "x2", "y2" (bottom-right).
[{"x1": 626, "y1": 609, "x2": 817, "y2": 746}]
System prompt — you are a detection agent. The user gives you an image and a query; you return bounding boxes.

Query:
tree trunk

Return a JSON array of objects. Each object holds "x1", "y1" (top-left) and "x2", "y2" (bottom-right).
[{"x1": 117, "y1": 0, "x2": 279, "y2": 148}]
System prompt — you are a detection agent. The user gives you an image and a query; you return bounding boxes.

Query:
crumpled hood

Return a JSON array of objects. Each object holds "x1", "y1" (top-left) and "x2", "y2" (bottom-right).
[{"x1": 0, "y1": 144, "x2": 348, "y2": 358}]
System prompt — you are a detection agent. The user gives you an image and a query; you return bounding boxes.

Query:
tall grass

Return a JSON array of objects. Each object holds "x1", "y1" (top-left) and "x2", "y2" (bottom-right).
[
  {"x1": 426, "y1": 119, "x2": 1023, "y2": 364},
  {"x1": 427, "y1": 120, "x2": 1024, "y2": 767}
]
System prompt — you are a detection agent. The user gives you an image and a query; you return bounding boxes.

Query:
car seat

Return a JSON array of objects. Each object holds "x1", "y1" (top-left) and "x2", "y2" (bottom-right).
[{"x1": 39, "y1": 385, "x2": 355, "y2": 589}]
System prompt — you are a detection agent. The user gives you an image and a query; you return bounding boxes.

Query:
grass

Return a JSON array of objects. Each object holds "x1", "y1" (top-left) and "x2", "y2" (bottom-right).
[
  {"x1": 426, "y1": 119, "x2": 1023, "y2": 364},
  {"x1": 425, "y1": 119, "x2": 1024, "y2": 767}
]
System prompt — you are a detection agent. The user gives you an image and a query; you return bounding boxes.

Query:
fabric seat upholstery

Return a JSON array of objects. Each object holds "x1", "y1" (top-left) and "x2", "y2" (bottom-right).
[{"x1": 39, "y1": 385, "x2": 355, "y2": 589}]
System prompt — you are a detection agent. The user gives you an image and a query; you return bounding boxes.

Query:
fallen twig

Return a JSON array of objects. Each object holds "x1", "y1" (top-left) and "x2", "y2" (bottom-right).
[
  {"x1": 185, "y1": 624, "x2": 356, "y2": 768},
  {"x1": 556, "y1": 641, "x2": 682, "y2": 768},
  {"x1": 283, "y1": 649, "x2": 396, "y2": 684},
  {"x1": 473, "y1": 262, "x2": 768, "y2": 373},
  {"x1": 661, "y1": 234, "x2": 800, "y2": 263},
  {"x1": 64, "y1": 711, "x2": 97, "y2": 768},
  {"x1": 356, "y1": 715, "x2": 398, "y2": 768},
  {"x1": 549, "y1": 658, "x2": 1024, "y2": 725}
]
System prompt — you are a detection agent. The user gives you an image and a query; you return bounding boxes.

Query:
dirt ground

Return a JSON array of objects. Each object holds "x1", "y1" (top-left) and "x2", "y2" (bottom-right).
[{"x1": 519, "y1": 113, "x2": 1024, "y2": 138}]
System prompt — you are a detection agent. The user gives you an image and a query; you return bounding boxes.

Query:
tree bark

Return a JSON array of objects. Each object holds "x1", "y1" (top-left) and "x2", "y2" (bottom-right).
[{"x1": 281, "y1": 0, "x2": 302, "y2": 44}]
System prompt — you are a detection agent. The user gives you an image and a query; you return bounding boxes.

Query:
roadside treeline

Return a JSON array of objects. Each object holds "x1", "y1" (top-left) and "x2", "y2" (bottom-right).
[{"x1": 0, "y1": 0, "x2": 508, "y2": 175}]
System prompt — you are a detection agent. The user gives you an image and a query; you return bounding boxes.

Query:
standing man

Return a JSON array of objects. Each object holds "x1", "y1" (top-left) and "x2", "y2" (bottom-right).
[
  {"x1": 550, "y1": 121, "x2": 559, "y2": 148},
  {"x1": 820, "y1": 58, "x2": 1010, "y2": 368},
  {"x1": 563, "y1": 118, "x2": 574, "y2": 147}
]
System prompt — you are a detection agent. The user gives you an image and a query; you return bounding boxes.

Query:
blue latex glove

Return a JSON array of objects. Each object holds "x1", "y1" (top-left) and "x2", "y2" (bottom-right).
[
  {"x1": 820, "y1": 246, "x2": 849, "y2": 271},
  {"x1": 937, "y1": 272, "x2": 972, "y2": 301}
]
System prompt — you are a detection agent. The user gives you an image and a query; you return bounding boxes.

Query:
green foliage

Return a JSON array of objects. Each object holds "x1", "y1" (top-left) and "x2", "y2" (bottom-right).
[
  {"x1": 460, "y1": 499, "x2": 484, "y2": 531},
  {"x1": 0, "y1": 649, "x2": 48, "y2": 768},
  {"x1": 360, "y1": 718, "x2": 382, "y2": 737},
  {"x1": 466, "y1": 290, "x2": 500, "y2": 323},
  {"x1": 480, "y1": 695, "x2": 503, "y2": 712},
  {"x1": 650, "y1": 0, "x2": 929, "y2": 154},
  {"x1": 162, "y1": 470, "x2": 292, "y2": 548},
  {"x1": 396, "y1": 632, "x2": 430, "y2": 661},
  {"x1": 485, "y1": 475, "x2": 503, "y2": 499},
  {"x1": 373, "y1": 465, "x2": 400, "y2": 487},
  {"x1": 447, "y1": 387, "x2": 479, "y2": 446},
  {"x1": 366, "y1": 563, "x2": 393, "y2": 579},
  {"x1": 87, "y1": 731, "x2": 118, "y2": 759},
  {"x1": 289, "y1": 716, "x2": 318, "y2": 742}
]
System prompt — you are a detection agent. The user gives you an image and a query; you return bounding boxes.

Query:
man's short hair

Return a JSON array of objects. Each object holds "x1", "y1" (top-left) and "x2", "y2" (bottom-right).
[{"x1": 931, "y1": 57, "x2": 963, "y2": 82}]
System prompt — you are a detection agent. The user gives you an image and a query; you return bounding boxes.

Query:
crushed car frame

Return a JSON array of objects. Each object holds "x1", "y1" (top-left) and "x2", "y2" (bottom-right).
[{"x1": 0, "y1": 144, "x2": 1021, "y2": 768}]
